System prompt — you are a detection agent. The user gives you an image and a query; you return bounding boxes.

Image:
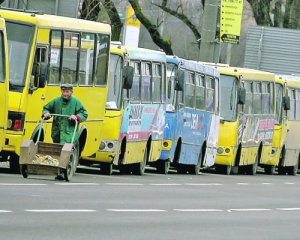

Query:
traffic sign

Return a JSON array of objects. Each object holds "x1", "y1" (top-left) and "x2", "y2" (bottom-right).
[{"x1": 220, "y1": 0, "x2": 244, "y2": 44}]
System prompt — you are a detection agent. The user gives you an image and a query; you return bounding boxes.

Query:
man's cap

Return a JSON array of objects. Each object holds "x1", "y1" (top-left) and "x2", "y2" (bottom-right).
[{"x1": 61, "y1": 83, "x2": 73, "y2": 90}]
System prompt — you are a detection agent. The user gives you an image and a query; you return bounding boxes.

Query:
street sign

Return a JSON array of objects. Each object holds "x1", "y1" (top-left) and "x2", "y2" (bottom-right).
[{"x1": 220, "y1": 0, "x2": 244, "y2": 44}]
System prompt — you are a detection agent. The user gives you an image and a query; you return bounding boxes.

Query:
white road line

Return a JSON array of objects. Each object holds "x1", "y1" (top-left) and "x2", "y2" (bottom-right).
[
  {"x1": 25, "y1": 209, "x2": 96, "y2": 212},
  {"x1": 107, "y1": 209, "x2": 166, "y2": 212},
  {"x1": 150, "y1": 183, "x2": 182, "y2": 186},
  {"x1": 227, "y1": 208, "x2": 271, "y2": 212},
  {"x1": 174, "y1": 209, "x2": 223, "y2": 212},
  {"x1": 0, "y1": 210, "x2": 12, "y2": 213},
  {"x1": 54, "y1": 183, "x2": 99, "y2": 185},
  {"x1": 0, "y1": 183, "x2": 47, "y2": 186},
  {"x1": 276, "y1": 208, "x2": 300, "y2": 211},
  {"x1": 236, "y1": 183, "x2": 249, "y2": 185},
  {"x1": 262, "y1": 183, "x2": 272, "y2": 185},
  {"x1": 185, "y1": 183, "x2": 223, "y2": 186},
  {"x1": 105, "y1": 183, "x2": 144, "y2": 186},
  {"x1": 284, "y1": 182, "x2": 295, "y2": 185}
]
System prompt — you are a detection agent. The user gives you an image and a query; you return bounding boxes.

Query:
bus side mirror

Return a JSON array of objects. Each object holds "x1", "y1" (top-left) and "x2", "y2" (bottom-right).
[
  {"x1": 175, "y1": 69, "x2": 184, "y2": 91},
  {"x1": 123, "y1": 65, "x2": 133, "y2": 89},
  {"x1": 283, "y1": 95, "x2": 290, "y2": 110},
  {"x1": 33, "y1": 62, "x2": 47, "y2": 88},
  {"x1": 238, "y1": 87, "x2": 246, "y2": 105}
]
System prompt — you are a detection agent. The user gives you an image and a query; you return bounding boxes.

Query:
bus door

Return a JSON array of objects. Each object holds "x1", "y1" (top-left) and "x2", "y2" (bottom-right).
[
  {"x1": 26, "y1": 45, "x2": 48, "y2": 134},
  {"x1": 0, "y1": 18, "x2": 8, "y2": 150},
  {"x1": 203, "y1": 76, "x2": 220, "y2": 167}
]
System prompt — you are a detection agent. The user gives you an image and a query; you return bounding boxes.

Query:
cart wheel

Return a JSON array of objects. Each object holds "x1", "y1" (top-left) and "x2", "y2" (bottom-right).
[
  {"x1": 21, "y1": 165, "x2": 28, "y2": 178},
  {"x1": 64, "y1": 152, "x2": 75, "y2": 182}
]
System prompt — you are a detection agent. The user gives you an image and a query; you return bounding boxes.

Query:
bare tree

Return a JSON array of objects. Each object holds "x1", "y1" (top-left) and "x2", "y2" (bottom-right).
[{"x1": 128, "y1": 0, "x2": 173, "y2": 54}]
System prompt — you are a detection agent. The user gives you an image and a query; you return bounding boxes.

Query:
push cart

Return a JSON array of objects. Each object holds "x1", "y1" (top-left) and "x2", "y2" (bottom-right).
[{"x1": 19, "y1": 114, "x2": 79, "y2": 181}]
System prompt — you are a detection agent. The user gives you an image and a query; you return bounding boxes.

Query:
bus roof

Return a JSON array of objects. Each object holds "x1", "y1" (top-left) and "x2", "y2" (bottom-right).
[
  {"x1": 167, "y1": 55, "x2": 220, "y2": 77},
  {"x1": 0, "y1": 8, "x2": 111, "y2": 34},
  {"x1": 121, "y1": 45, "x2": 166, "y2": 62},
  {"x1": 199, "y1": 62, "x2": 275, "y2": 81},
  {"x1": 276, "y1": 74, "x2": 300, "y2": 87}
]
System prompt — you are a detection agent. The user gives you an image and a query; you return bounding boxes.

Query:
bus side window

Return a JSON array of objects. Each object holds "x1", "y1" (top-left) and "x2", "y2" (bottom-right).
[
  {"x1": 262, "y1": 82, "x2": 270, "y2": 114},
  {"x1": 245, "y1": 82, "x2": 252, "y2": 114},
  {"x1": 49, "y1": 30, "x2": 63, "y2": 84},
  {"x1": 0, "y1": 32, "x2": 4, "y2": 83},
  {"x1": 206, "y1": 77, "x2": 214, "y2": 112},
  {"x1": 186, "y1": 71, "x2": 195, "y2": 108},
  {"x1": 79, "y1": 33, "x2": 95, "y2": 86},
  {"x1": 289, "y1": 89, "x2": 295, "y2": 120},
  {"x1": 195, "y1": 74, "x2": 205, "y2": 110},
  {"x1": 296, "y1": 89, "x2": 300, "y2": 121},
  {"x1": 253, "y1": 82, "x2": 262, "y2": 114},
  {"x1": 62, "y1": 32, "x2": 79, "y2": 85},
  {"x1": 95, "y1": 34, "x2": 109, "y2": 86},
  {"x1": 152, "y1": 63, "x2": 161, "y2": 103},
  {"x1": 130, "y1": 61, "x2": 140, "y2": 102},
  {"x1": 141, "y1": 62, "x2": 151, "y2": 102}
]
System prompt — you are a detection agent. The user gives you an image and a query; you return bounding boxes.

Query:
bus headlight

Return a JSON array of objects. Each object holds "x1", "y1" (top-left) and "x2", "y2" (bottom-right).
[
  {"x1": 225, "y1": 148, "x2": 230, "y2": 153},
  {"x1": 99, "y1": 141, "x2": 106, "y2": 150},
  {"x1": 217, "y1": 147, "x2": 223, "y2": 154},
  {"x1": 107, "y1": 142, "x2": 114, "y2": 149}
]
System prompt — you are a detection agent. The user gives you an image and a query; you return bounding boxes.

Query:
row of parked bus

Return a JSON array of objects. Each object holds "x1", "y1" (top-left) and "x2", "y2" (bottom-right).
[{"x1": 0, "y1": 7, "x2": 299, "y2": 177}]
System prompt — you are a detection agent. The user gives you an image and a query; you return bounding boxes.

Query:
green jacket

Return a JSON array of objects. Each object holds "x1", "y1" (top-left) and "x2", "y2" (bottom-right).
[{"x1": 42, "y1": 96, "x2": 88, "y2": 144}]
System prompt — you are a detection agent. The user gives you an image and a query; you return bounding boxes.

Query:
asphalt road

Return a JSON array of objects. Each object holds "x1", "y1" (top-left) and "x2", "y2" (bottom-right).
[{"x1": 1, "y1": 164, "x2": 300, "y2": 240}]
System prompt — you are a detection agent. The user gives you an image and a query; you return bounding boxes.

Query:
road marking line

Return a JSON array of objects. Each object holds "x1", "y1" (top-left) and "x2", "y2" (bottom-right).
[
  {"x1": 185, "y1": 183, "x2": 223, "y2": 186},
  {"x1": 0, "y1": 183, "x2": 47, "y2": 186},
  {"x1": 25, "y1": 209, "x2": 96, "y2": 212},
  {"x1": 107, "y1": 209, "x2": 166, "y2": 212},
  {"x1": 276, "y1": 208, "x2": 300, "y2": 211},
  {"x1": 105, "y1": 183, "x2": 144, "y2": 186},
  {"x1": 150, "y1": 183, "x2": 182, "y2": 186},
  {"x1": 227, "y1": 208, "x2": 271, "y2": 212},
  {"x1": 0, "y1": 210, "x2": 12, "y2": 213},
  {"x1": 174, "y1": 209, "x2": 223, "y2": 212},
  {"x1": 236, "y1": 183, "x2": 249, "y2": 185},
  {"x1": 284, "y1": 182, "x2": 295, "y2": 185},
  {"x1": 262, "y1": 183, "x2": 272, "y2": 185},
  {"x1": 55, "y1": 183, "x2": 99, "y2": 185}
]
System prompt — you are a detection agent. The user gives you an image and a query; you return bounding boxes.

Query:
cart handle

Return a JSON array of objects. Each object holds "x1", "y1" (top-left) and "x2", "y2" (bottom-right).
[{"x1": 37, "y1": 113, "x2": 78, "y2": 144}]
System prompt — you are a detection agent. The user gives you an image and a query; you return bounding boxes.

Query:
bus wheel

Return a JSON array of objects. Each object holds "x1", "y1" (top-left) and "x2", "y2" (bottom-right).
[
  {"x1": 100, "y1": 163, "x2": 113, "y2": 175},
  {"x1": 157, "y1": 160, "x2": 170, "y2": 174},
  {"x1": 133, "y1": 147, "x2": 147, "y2": 175},
  {"x1": 215, "y1": 165, "x2": 231, "y2": 175},
  {"x1": 247, "y1": 154, "x2": 258, "y2": 175},
  {"x1": 264, "y1": 165, "x2": 276, "y2": 175},
  {"x1": 190, "y1": 154, "x2": 201, "y2": 175}
]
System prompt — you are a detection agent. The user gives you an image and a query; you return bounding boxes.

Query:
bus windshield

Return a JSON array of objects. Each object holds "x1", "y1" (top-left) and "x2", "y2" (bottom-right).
[
  {"x1": 106, "y1": 53, "x2": 123, "y2": 110},
  {"x1": 166, "y1": 62, "x2": 177, "y2": 112},
  {"x1": 6, "y1": 22, "x2": 34, "y2": 87},
  {"x1": 220, "y1": 74, "x2": 238, "y2": 121}
]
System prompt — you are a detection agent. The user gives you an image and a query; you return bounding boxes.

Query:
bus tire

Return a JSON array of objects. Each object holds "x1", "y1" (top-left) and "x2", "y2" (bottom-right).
[
  {"x1": 288, "y1": 162, "x2": 298, "y2": 176},
  {"x1": 247, "y1": 154, "x2": 258, "y2": 175},
  {"x1": 264, "y1": 165, "x2": 276, "y2": 175},
  {"x1": 190, "y1": 152, "x2": 202, "y2": 175},
  {"x1": 133, "y1": 147, "x2": 147, "y2": 175}
]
